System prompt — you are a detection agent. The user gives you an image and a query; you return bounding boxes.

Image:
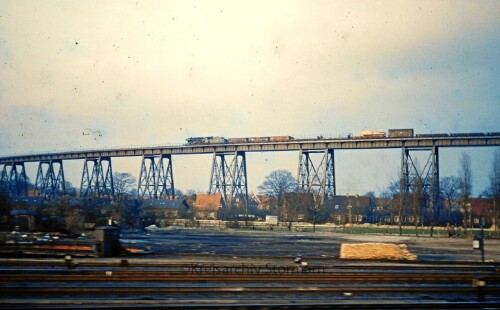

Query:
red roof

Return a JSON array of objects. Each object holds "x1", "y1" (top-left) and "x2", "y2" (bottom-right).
[
  {"x1": 194, "y1": 194, "x2": 224, "y2": 211},
  {"x1": 470, "y1": 198, "x2": 495, "y2": 218}
]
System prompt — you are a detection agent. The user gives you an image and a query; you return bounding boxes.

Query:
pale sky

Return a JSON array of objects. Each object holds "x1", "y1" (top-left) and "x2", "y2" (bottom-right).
[{"x1": 1, "y1": 1, "x2": 499, "y2": 196}]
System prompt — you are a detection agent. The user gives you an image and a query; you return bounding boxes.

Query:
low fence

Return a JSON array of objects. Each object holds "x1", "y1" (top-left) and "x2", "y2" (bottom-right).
[{"x1": 158, "y1": 219, "x2": 499, "y2": 237}]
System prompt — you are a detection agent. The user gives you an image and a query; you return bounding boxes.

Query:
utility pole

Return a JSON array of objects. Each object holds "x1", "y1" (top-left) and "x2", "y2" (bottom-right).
[
  {"x1": 348, "y1": 195, "x2": 352, "y2": 227},
  {"x1": 494, "y1": 199, "x2": 498, "y2": 237}
]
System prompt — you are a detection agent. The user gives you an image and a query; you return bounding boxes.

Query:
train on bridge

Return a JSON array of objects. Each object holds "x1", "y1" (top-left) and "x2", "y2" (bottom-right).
[
  {"x1": 186, "y1": 135, "x2": 294, "y2": 145},
  {"x1": 186, "y1": 129, "x2": 500, "y2": 145}
]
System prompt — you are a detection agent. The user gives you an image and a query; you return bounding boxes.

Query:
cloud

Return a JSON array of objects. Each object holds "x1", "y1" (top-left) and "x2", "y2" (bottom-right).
[{"x1": 1, "y1": 0, "x2": 499, "y2": 195}]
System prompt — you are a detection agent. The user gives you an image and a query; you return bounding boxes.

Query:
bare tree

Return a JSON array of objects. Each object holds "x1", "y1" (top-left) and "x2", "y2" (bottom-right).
[
  {"x1": 490, "y1": 149, "x2": 500, "y2": 235},
  {"x1": 258, "y1": 170, "x2": 297, "y2": 216},
  {"x1": 458, "y1": 153, "x2": 473, "y2": 232},
  {"x1": 440, "y1": 176, "x2": 461, "y2": 223},
  {"x1": 113, "y1": 172, "x2": 136, "y2": 199},
  {"x1": 64, "y1": 181, "x2": 77, "y2": 197},
  {"x1": 412, "y1": 176, "x2": 425, "y2": 237},
  {"x1": 384, "y1": 179, "x2": 403, "y2": 233},
  {"x1": 174, "y1": 189, "x2": 184, "y2": 199}
]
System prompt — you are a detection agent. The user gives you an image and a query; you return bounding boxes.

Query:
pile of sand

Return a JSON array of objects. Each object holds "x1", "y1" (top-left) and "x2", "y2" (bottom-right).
[{"x1": 340, "y1": 243, "x2": 417, "y2": 261}]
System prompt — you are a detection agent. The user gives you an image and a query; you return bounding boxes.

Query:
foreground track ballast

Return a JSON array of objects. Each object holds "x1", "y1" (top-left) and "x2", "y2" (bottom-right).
[{"x1": 0, "y1": 258, "x2": 499, "y2": 309}]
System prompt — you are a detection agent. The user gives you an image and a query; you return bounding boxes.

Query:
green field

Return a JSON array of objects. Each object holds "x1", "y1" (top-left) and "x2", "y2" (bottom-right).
[{"x1": 231, "y1": 221, "x2": 499, "y2": 238}]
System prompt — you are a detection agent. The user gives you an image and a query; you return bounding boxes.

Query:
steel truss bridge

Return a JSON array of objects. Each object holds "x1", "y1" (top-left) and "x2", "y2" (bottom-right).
[{"x1": 1, "y1": 134, "x2": 499, "y2": 212}]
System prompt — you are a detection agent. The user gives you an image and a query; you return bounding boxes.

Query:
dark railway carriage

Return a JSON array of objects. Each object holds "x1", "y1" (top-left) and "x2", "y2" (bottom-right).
[
  {"x1": 388, "y1": 129, "x2": 414, "y2": 138},
  {"x1": 415, "y1": 133, "x2": 449, "y2": 138},
  {"x1": 450, "y1": 133, "x2": 485, "y2": 137}
]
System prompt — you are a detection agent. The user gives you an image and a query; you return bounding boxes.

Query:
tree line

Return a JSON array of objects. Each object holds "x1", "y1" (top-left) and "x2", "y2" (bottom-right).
[
  {"x1": 256, "y1": 150, "x2": 500, "y2": 233},
  {"x1": 1, "y1": 149, "x2": 498, "y2": 234}
]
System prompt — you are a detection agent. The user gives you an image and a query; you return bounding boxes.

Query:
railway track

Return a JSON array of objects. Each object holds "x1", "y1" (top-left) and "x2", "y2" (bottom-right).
[
  {"x1": 0, "y1": 259, "x2": 499, "y2": 309},
  {"x1": 1, "y1": 270, "x2": 499, "y2": 284}
]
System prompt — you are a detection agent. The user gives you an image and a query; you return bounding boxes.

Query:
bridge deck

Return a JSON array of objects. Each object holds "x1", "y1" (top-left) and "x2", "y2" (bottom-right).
[{"x1": 1, "y1": 135, "x2": 499, "y2": 163}]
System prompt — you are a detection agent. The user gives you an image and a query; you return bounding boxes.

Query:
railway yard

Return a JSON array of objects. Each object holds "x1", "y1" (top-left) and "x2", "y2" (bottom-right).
[{"x1": 1, "y1": 228, "x2": 499, "y2": 309}]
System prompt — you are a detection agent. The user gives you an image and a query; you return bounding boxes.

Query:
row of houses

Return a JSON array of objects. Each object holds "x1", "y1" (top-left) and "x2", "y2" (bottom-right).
[
  {"x1": 6, "y1": 192, "x2": 497, "y2": 230},
  {"x1": 141, "y1": 192, "x2": 497, "y2": 228}
]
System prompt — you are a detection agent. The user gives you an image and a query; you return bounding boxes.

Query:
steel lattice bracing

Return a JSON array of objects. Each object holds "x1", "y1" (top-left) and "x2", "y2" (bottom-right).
[
  {"x1": 34, "y1": 160, "x2": 66, "y2": 198},
  {"x1": 137, "y1": 154, "x2": 175, "y2": 199},
  {"x1": 0, "y1": 164, "x2": 7, "y2": 194},
  {"x1": 297, "y1": 149, "x2": 336, "y2": 205},
  {"x1": 80, "y1": 157, "x2": 114, "y2": 199},
  {"x1": 0, "y1": 162, "x2": 28, "y2": 197},
  {"x1": 400, "y1": 146, "x2": 439, "y2": 224},
  {"x1": 208, "y1": 151, "x2": 248, "y2": 217}
]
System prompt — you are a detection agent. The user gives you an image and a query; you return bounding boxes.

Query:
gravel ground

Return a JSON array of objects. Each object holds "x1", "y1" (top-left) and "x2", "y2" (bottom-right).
[{"x1": 120, "y1": 228, "x2": 500, "y2": 263}]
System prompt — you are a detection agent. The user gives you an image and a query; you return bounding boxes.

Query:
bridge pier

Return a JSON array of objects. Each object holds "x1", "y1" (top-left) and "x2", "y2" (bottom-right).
[
  {"x1": 137, "y1": 154, "x2": 175, "y2": 199},
  {"x1": 297, "y1": 148, "x2": 336, "y2": 205},
  {"x1": 80, "y1": 157, "x2": 114, "y2": 199},
  {"x1": 209, "y1": 151, "x2": 248, "y2": 219},
  {"x1": 34, "y1": 160, "x2": 65, "y2": 198},
  {"x1": 0, "y1": 162, "x2": 28, "y2": 197},
  {"x1": 400, "y1": 146, "x2": 439, "y2": 225},
  {"x1": 0, "y1": 163, "x2": 6, "y2": 194}
]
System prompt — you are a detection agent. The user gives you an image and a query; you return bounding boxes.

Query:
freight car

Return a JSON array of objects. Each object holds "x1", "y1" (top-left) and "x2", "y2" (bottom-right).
[
  {"x1": 187, "y1": 135, "x2": 295, "y2": 145},
  {"x1": 449, "y1": 133, "x2": 485, "y2": 137},
  {"x1": 248, "y1": 137, "x2": 271, "y2": 143},
  {"x1": 270, "y1": 136, "x2": 294, "y2": 142},
  {"x1": 415, "y1": 133, "x2": 449, "y2": 138},
  {"x1": 357, "y1": 130, "x2": 386, "y2": 138},
  {"x1": 228, "y1": 136, "x2": 294, "y2": 143},
  {"x1": 388, "y1": 129, "x2": 414, "y2": 138},
  {"x1": 227, "y1": 137, "x2": 248, "y2": 143}
]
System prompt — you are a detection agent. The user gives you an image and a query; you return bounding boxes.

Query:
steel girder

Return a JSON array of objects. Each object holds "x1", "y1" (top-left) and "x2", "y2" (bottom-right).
[
  {"x1": 137, "y1": 154, "x2": 175, "y2": 199},
  {"x1": 79, "y1": 157, "x2": 114, "y2": 199},
  {"x1": 400, "y1": 146, "x2": 439, "y2": 224},
  {"x1": 0, "y1": 162, "x2": 28, "y2": 197},
  {"x1": 209, "y1": 151, "x2": 248, "y2": 215},
  {"x1": 1, "y1": 134, "x2": 498, "y2": 164},
  {"x1": 34, "y1": 160, "x2": 65, "y2": 198},
  {"x1": 297, "y1": 148, "x2": 336, "y2": 205}
]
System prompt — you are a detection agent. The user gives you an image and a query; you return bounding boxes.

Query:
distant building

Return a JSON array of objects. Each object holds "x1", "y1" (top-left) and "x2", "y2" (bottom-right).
[
  {"x1": 251, "y1": 194, "x2": 274, "y2": 211},
  {"x1": 280, "y1": 192, "x2": 315, "y2": 222},
  {"x1": 10, "y1": 209, "x2": 36, "y2": 231},
  {"x1": 373, "y1": 198, "x2": 393, "y2": 224},
  {"x1": 470, "y1": 198, "x2": 495, "y2": 228},
  {"x1": 250, "y1": 194, "x2": 278, "y2": 219},
  {"x1": 193, "y1": 194, "x2": 225, "y2": 220},
  {"x1": 142, "y1": 199, "x2": 191, "y2": 225},
  {"x1": 326, "y1": 195, "x2": 374, "y2": 224}
]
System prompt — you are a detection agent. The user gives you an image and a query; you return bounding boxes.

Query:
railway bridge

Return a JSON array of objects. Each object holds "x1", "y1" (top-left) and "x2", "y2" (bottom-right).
[{"x1": 1, "y1": 132, "x2": 499, "y2": 213}]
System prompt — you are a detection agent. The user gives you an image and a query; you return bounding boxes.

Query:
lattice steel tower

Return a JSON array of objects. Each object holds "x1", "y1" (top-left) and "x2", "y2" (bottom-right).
[
  {"x1": 297, "y1": 148, "x2": 336, "y2": 205},
  {"x1": 0, "y1": 162, "x2": 28, "y2": 197},
  {"x1": 137, "y1": 154, "x2": 175, "y2": 199},
  {"x1": 209, "y1": 151, "x2": 248, "y2": 218},
  {"x1": 80, "y1": 157, "x2": 114, "y2": 199},
  {"x1": 400, "y1": 146, "x2": 439, "y2": 225},
  {"x1": 34, "y1": 160, "x2": 66, "y2": 198}
]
